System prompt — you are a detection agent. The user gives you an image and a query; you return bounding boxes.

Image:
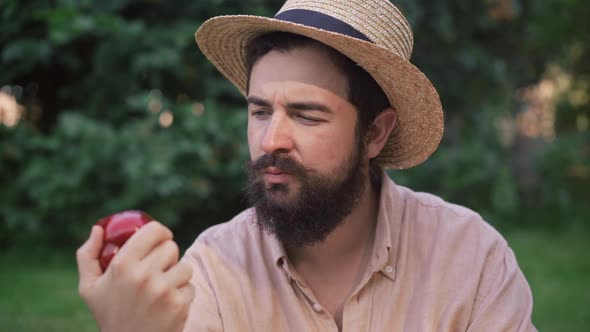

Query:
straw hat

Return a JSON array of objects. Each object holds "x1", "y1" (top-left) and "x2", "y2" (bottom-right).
[{"x1": 195, "y1": 0, "x2": 444, "y2": 169}]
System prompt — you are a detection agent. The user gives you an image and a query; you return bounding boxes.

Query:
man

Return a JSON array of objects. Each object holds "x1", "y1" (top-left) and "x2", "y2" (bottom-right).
[{"x1": 76, "y1": 0, "x2": 537, "y2": 331}]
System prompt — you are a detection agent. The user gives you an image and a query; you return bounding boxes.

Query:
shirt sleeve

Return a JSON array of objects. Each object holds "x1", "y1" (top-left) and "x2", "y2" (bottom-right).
[
  {"x1": 181, "y1": 248, "x2": 224, "y2": 332},
  {"x1": 466, "y1": 241, "x2": 537, "y2": 332}
]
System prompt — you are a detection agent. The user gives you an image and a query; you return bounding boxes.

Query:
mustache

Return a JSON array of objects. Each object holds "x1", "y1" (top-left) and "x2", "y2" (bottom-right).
[{"x1": 247, "y1": 154, "x2": 310, "y2": 178}]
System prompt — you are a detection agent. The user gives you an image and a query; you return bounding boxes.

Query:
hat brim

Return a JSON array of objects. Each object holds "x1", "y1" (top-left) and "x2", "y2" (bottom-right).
[{"x1": 196, "y1": 15, "x2": 444, "y2": 169}]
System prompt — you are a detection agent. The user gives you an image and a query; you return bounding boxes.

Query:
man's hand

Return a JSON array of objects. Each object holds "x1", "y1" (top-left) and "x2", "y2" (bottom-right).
[{"x1": 76, "y1": 222, "x2": 195, "y2": 332}]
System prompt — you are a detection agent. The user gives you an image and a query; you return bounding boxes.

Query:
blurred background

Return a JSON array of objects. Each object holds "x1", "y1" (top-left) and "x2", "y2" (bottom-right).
[{"x1": 0, "y1": 0, "x2": 588, "y2": 330}]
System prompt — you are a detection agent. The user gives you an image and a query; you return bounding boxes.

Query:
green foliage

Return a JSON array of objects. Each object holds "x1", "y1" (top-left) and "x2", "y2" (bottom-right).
[
  {"x1": 0, "y1": 99, "x2": 249, "y2": 248},
  {"x1": 534, "y1": 133, "x2": 590, "y2": 222},
  {"x1": 390, "y1": 0, "x2": 590, "y2": 226},
  {"x1": 1, "y1": 0, "x2": 589, "y2": 248}
]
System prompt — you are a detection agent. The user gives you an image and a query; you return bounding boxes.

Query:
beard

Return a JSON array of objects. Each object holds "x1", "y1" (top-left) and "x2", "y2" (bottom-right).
[{"x1": 245, "y1": 142, "x2": 367, "y2": 248}]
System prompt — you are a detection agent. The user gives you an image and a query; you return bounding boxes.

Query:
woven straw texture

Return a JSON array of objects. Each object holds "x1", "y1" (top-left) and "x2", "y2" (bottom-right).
[{"x1": 195, "y1": 0, "x2": 444, "y2": 169}]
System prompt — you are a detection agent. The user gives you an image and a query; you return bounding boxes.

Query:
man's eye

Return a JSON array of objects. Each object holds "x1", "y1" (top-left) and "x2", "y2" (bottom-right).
[
  {"x1": 296, "y1": 114, "x2": 321, "y2": 124},
  {"x1": 251, "y1": 110, "x2": 271, "y2": 118}
]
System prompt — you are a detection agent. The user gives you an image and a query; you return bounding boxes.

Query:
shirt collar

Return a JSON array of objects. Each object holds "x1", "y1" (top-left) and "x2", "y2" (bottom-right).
[
  {"x1": 264, "y1": 171, "x2": 403, "y2": 282},
  {"x1": 267, "y1": 229, "x2": 301, "y2": 283},
  {"x1": 371, "y1": 171, "x2": 403, "y2": 281}
]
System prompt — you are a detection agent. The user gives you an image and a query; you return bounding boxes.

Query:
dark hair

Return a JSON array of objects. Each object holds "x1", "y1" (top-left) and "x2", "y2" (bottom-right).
[{"x1": 245, "y1": 32, "x2": 390, "y2": 183}]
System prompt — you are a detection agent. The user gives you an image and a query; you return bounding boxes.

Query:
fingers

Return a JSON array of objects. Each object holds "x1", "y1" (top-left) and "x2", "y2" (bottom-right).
[
  {"x1": 76, "y1": 226, "x2": 104, "y2": 290},
  {"x1": 170, "y1": 282, "x2": 195, "y2": 332},
  {"x1": 142, "y1": 240, "x2": 179, "y2": 272},
  {"x1": 118, "y1": 221, "x2": 173, "y2": 262},
  {"x1": 176, "y1": 282, "x2": 196, "y2": 305},
  {"x1": 164, "y1": 259, "x2": 193, "y2": 289}
]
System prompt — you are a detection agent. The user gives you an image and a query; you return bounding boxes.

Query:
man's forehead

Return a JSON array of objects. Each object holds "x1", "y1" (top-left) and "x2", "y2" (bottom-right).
[{"x1": 249, "y1": 47, "x2": 349, "y2": 100}]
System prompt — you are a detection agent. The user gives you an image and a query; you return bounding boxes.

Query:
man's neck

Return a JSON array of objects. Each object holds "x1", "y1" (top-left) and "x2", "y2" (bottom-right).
[{"x1": 285, "y1": 174, "x2": 381, "y2": 328}]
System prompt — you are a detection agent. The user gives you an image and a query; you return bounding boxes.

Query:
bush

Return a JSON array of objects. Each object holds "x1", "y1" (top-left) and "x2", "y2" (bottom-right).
[{"x1": 0, "y1": 98, "x2": 249, "y2": 249}]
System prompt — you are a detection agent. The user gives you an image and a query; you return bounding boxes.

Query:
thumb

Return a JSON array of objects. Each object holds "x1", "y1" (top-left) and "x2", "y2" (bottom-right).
[{"x1": 76, "y1": 225, "x2": 104, "y2": 288}]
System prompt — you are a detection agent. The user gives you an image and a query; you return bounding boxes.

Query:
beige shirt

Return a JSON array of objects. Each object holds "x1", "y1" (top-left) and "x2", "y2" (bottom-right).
[{"x1": 183, "y1": 175, "x2": 536, "y2": 331}]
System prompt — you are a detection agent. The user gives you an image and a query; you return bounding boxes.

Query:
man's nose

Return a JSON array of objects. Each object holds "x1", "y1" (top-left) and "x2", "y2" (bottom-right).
[{"x1": 260, "y1": 113, "x2": 294, "y2": 155}]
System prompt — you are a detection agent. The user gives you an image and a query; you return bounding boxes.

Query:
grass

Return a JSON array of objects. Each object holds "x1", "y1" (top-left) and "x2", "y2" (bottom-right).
[
  {"x1": 0, "y1": 227, "x2": 588, "y2": 331},
  {"x1": 505, "y1": 225, "x2": 590, "y2": 331},
  {"x1": 0, "y1": 251, "x2": 96, "y2": 332}
]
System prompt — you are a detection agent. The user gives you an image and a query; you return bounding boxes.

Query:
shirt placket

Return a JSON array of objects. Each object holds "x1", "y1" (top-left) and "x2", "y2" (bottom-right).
[
  {"x1": 341, "y1": 243, "x2": 393, "y2": 331},
  {"x1": 279, "y1": 259, "x2": 340, "y2": 331},
  {"x1": 293, "y1": 278, "x2": 340, "y2": 331},
  {"x1": 341, "y1": 273, "x2": 375, "y2": 331}
]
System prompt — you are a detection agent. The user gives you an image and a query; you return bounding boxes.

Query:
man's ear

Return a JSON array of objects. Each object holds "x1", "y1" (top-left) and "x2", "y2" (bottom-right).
[{"x1": 366, "y1": 107, "x2": 397, "y2": 159}]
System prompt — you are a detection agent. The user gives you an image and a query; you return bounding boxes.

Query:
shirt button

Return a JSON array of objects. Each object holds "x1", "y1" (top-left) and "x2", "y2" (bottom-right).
[
  {"x1": 312, "y1": 303, "x2": 323, "y2": 312},
  {"x1": 385, "y1": 265, "x2": 394, "y2": 273},
  {"x1": 297, "y1": 280, "x2": 308, "y2": 288}
]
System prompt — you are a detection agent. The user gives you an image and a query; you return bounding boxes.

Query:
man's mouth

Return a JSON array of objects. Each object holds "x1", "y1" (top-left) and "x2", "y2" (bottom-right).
[
  {"x1": 265, "y1": 166, "x2": 286, "y2": 175},
  {"x1": 263, "y1": 166, "x2": 291, "y2": 183}
]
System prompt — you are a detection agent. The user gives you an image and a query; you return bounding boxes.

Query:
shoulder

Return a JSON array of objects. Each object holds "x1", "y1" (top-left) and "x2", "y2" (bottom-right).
[
  {"x1": 386, "y1": 181, "x2": 535, "y2": 330},
  {"x1": 183, "y1": 208, "x2": 272, "y2": 269},
  {"x1": 395, "y1": 183, "x2": 506, "y2": 249},
  {"x1": 193, "y1": 208, "x2": 258, "y2": 244},
  {"x1": 386, "y1": 181, "x2": 509, "y2": 274},
  {"x1": 391, "y1": 182, "x2": 517, "y2": 292},
  {"x1": 397, "y1": 183, "x2": 485, "y2": 222},
  {"x1": 186, "y1": 208, "x2": 260, "y2": 254}
]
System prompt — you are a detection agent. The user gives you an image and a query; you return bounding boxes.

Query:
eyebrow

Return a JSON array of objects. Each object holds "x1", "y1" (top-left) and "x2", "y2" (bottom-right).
[{"x1": 247, "y1": 96, "x2": 333, "y2": 114}]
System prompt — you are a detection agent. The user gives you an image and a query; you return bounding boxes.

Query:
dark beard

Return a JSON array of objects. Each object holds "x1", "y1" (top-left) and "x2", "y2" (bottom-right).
[{"x1": 245, "y1": 145, "x2": 366, "y2": 248}]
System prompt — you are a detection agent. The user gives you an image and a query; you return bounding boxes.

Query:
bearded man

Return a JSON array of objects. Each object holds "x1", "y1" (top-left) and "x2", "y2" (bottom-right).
[{"x1": 76, "y1": 1, "x2": 537, "y2": 331}]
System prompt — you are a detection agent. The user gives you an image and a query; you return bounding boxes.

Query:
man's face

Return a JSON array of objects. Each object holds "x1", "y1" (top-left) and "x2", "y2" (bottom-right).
[{"x1": 246, "y1": 45, "x2": 368, "y2": 247}]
